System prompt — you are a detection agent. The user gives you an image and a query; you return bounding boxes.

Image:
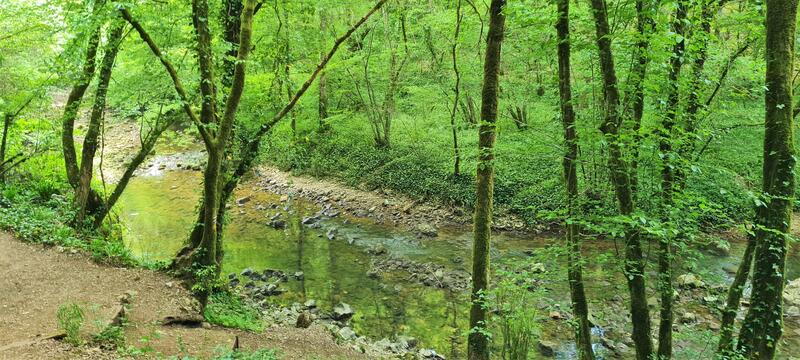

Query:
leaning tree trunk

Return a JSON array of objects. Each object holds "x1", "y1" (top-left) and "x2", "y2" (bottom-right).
[
  {"x1": 75, "y1": 20, "x2": 126, "y2": 225},
  {"x1": 588, "y1": 0, "x2": 653, "y2": 358},
  {"x1": 468, "y1": 1, "x2": 505, "y2": 359},
  {"x1": 736, "y1": 0, "x2": 798, "y2": 358},
  {"x1": 556, "y1": 0, "x2": 595, "y2": 358},
  {"x1": 62, "y1": 7, "x2": 103, "y2": 189}
]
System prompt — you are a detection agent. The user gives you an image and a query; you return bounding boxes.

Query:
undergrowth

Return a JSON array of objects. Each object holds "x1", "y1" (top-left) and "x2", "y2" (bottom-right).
[
  {"x1": 203, "y1": 291, "x2": 265, "y2": 332},
  {"x1": 0, "y1": 182, "x2": 137, "y2": 267}
]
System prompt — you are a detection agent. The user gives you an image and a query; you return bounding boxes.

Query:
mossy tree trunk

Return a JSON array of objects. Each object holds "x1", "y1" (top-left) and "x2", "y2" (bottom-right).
[
  {"x1": 556, "y1": 0, "x2": 594, "y2": 358},
  {"x1": 626, "y1": 0, "x2": 655, "y2": 195},
  {"x1": 588, "y1": 0, "x2": 653, "y2": 358},
  {"x1": 467, "y1": 0, "x2": 505, "y2": 359},
  {"x1": 656, "y1": 2, "x2": 687, "y2": 358},
  {"x1": 736, "y1": 0, "x2": 798, "y2": 358},
  {"x1": 74, "y1": 20, "x2": 126, "y2": 225}
]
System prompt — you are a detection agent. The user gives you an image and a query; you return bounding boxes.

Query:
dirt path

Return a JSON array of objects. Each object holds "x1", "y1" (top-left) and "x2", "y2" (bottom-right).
[{"x1": 0, "y1": 233, "x2": 370, "y2": 360}]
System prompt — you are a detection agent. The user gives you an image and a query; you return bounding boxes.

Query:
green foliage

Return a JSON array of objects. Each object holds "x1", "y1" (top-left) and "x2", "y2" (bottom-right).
[
  {"x1": 0, "y1": 182, "x2": 137, "y2": 266},
  {"x1": 57, "y1": 303, "x2": 85, "y2": 346},
  {"x1": 92, "y1": 324, "x2": 126, "y2": 349},
  {"x1": 203, "y1": 292, "x2": 265, "y2": 332},
  {"x1": 212, "y1": 348, "x2": 280, "y2": 360},
  {"x1": 491, "y1": 258, "x2": 545, "y2": 360}
]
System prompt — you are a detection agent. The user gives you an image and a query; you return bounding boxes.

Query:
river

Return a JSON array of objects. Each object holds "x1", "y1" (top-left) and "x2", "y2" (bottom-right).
[{"x1": 117, "y1": 167, "x2": 800, "y2": 359}]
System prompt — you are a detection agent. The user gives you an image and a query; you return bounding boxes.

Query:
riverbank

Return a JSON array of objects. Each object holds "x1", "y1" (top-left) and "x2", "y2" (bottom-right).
[{"x1": 0, "y1": 232, "x2": 370, "y2": 359}]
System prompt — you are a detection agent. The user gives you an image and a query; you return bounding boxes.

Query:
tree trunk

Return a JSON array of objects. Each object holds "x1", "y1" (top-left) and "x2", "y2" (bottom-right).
[
  {"x1": 588, "y1": 0, "x2": 653, "y2": 358},
  {"x1": 450, "y1": 0, "x2": 463, "y2": 177},
  {"x1": 221, "y1": 0, "x2": 243, "y2": 88},
  {"x1": 187, "y1": 0, "x2": 257, "y2": 306},
  {"x1": 75, "y1": 20, "x2": 126, "y2": 224},
  {"x1": 468, "y1": 1, "x2": 505, "y2": 359},
  {"x1": 556, "y1": 0, "x2": 594, "y2": 358},
  {"x1": 62, "y1": 16, "x2": 103, "y2": 188},
  {"x1": 0, "y1": 113, "x2": 11, "y2": 183},
  {"x1": 627, "y1": 0, "x2": 655, "y2": 195},
  {"x1": 736, "y1": 0, "x2": 798, "y2": 357},
  {"x1": 656, "y1": 2, "x2": 687, "y2": 358},
  {"x1": 717, "y1": 231, "x2": 756, "y2": 356},
  {"x1": 318, "y1": 9, "x2": 329, "y2": 127}
]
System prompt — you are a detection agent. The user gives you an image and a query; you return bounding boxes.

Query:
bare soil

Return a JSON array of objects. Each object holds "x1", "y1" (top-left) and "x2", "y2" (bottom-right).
[{"x1": 0, "y1": 232, "x2": 371, "y2": 360}]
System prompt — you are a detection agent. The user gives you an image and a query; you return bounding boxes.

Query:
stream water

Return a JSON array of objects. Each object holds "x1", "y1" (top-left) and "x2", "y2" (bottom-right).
[{"x1": 118, "y1": 169, "x2": 800, "y2": 359}]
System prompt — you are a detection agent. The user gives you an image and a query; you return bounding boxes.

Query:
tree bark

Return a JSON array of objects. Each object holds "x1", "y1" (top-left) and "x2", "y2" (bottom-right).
[
  {"x1": 468, "y1": 1, "x2": 505, "y2": 359},
  {"x1": 221, "y1": 0, "x2": 243, "y2": 88},
  {"x1": 318, "y1": 8, "x2": 330, "y2": 127},
  {"x1": 556, "y1": 0, "x2": 594, "y2": 358},
  {"x1": 627, "y1": 0, "x2": 655, "y2": 195},
  {"x1": 74, "y1": 20, "x2": 126, "y2": 224},
  {"x1": 656, "y1": 2, "x2": 687, "y2": 358},
  {"x1": 736, "y1": 0, "x2": 798, "y2": 357},
  {"x1": 450, "y1": 0, "x2": 463, "y2": 177},
  {"x1": 717, "y1": 231, "x2": 756, "y2": 356},
  {"x1": 62, "y1": 12, "x2": 103, "y2": 188},
  {"x1": 0, "y1": 113, "x2": 12, "y2": 183},
  {"x1": 588, "y1": 0, "x2": 653, "y2": 358}
]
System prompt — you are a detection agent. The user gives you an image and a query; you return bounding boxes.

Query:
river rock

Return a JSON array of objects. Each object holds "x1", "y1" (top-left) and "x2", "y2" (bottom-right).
[
  {"x1": 241, "y1": 268, "x2": 255, "y2": 277},
  {"x1": 304, "y1": 299, "x2": 317, "y2": 309},
  {"x1": 293, "y1": 271, "x2": 305, "y2": 280},
  {"x1": 680, "y1": 312, "x2": 698, "y2": 324},
  {"x1": 537, "y1": 340, "x2": 557, "y2": 357},
  {"x1": 419, "y1": 348, "x2": 445, "y2": 359},
  {"x1": 332, "y1": 302, "x2": 355, "y2": 321},
  {"x1": 367, "y1": 244, "x2": 388, "y2": 256},
  {"x1": 302, "y1": 214, "x2": 321, "y2": 225},
  {"x1": 327, "y1": 228, "x2": 337, "y2": 240},
  {"x1": 236, "y1": 196, "x2": 252, "y2": 206},
  {"x1": 397, "y1": 335, "x2": 418, "y2": 349},
  {"x1": 677, "y1": 273, "x2": 705, "y2": 289},
  {"x1": 268, "y1": 219, "x2": 287, "y2": 229},
  {"x1": 415, "y1": 223, "x2": 438, "y2": 237},
  {"x1": 337, "y1": 326, "x2": 356, "y2": 341},
  {"x1": 296, "y1": 311, "x2": 314, "y2": 328}
]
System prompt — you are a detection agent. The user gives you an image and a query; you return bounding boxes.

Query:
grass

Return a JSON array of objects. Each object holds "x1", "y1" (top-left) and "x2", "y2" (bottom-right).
[
  {"x1": 57, "y1": 303, "x2": 85, "y2": 346},
  {"x1": 203, "y1": 291, "x2": 265, "y2": 332}
]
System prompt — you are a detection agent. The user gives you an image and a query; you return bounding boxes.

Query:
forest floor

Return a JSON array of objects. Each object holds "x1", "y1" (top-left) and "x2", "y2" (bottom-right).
[{"x1": 0, "y1": 232, "x2": 370, "y2": 360}]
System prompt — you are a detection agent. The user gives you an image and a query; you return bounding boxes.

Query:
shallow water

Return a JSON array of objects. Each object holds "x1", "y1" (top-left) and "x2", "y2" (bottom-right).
[{"x1": 119, "y1": 170, "x2": 800, "y2": 358}]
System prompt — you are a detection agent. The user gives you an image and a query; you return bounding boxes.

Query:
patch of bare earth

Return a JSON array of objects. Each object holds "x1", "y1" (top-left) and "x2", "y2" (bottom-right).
[{"x1": 0, "y1": 233, "x2": 371, "y2": 359}]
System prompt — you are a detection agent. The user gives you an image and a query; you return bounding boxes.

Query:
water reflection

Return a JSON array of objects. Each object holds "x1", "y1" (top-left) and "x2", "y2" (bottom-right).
[{"x1": 118, "y1": 170, "x2": 799, "y2": 358}]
